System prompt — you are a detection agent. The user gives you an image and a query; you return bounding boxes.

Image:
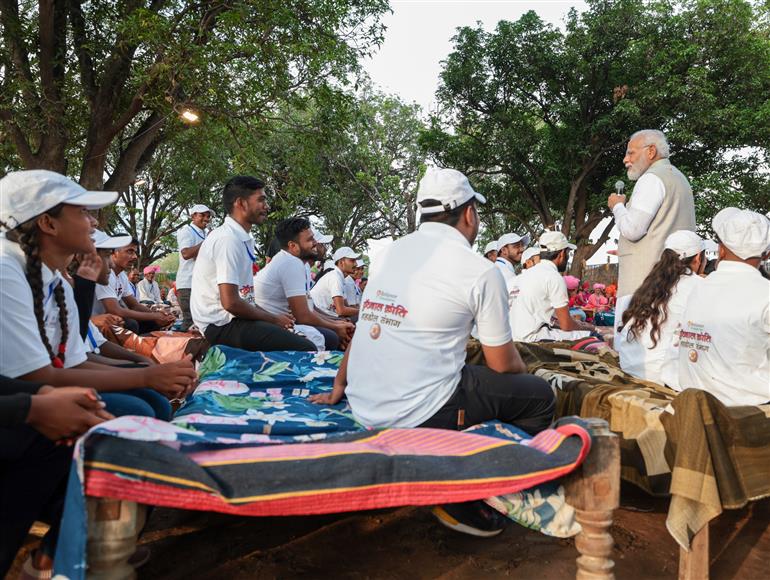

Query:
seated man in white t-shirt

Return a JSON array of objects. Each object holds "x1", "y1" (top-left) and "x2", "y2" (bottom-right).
[
  {"x1": 616, "y1": 230, "x2": 705, "y2": 387},
  {"x1": 677, "y1": 208, "x2": 770, "y2": 406},
  {"x1": 93, "y1": 238, "x2": 175, "y2": 334},
  {"x1": 309, "y1": 247, "x2": 360, "y2": 319},
  {"x1": 311, "y1": 167, "x2": 554, "y2": 537},
  {"x1": 191, "y1": 176, "x2": 315, "y2": 352},
  {"x1": 509, "y1": 231, "x2": 593, "y2": 342},
  {"x1": 253, "y1": 217, "x2": 354, "y2": 351}
]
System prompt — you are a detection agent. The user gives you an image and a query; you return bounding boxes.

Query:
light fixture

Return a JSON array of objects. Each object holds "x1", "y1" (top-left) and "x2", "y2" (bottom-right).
[{"x1": 179, "y1": 108, "x2": 200, "y2": 124}]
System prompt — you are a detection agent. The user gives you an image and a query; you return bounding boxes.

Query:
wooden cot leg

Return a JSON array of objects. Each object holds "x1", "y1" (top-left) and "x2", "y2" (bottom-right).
[
  {"x1": 565, "y1": 418, "x2": 621, "y2": 580},
  {"x1": 86, "y1": 498, "x2": 146, "y2": 580},
  {"x1": 678, "y1": 524, "x2": 709, "y2": 580}
]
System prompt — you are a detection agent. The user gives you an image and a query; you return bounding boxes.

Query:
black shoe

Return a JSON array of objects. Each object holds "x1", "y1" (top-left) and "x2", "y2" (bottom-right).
[{"x1": 432, "y1": 500, "x2": 509, "y2": 537}]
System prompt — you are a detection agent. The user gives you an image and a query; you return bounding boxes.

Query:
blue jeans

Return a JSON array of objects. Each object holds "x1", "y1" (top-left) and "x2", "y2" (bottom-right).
[{"x1": 101, "y1": 389, "x2": 172, "y2": 420}]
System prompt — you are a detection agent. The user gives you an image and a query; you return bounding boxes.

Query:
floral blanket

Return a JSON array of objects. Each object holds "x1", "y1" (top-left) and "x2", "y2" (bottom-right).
[{"x1": 54, "y1": 347, "x2": 590, "y2": 579}]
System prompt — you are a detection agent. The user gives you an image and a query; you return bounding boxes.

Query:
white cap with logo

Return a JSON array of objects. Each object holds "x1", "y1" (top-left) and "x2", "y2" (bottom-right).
[
  {"x1": 538, "y1": 231, "x2": 576, "y2": 252},
  {"x1": 0, "y1": 170, "x2": 117, "y2": 231},
  {"x1": 498, "y1": 232, "x2": 531, "y2": 249},
  {"x1": 332, "y1": 247, "x2": 360, "y2": 262},
  {"x1": 312, "y1": 226, "x2": 333, "y2": 244},
  {"x1": 483, "y1": 240, "x2": 498, "y2": 255},
  {"x1": 712, "y1": 207, "x2": 770, "y2": 260},
  {"x1": 664, "y1": 230, "x2": 704, "y2": 259},
  {"x1": 92, "y1": 229, "x2": 133, "y2": 250},
  {"x1": 190, "y1": 204, "x2": 213, "y2": 215},
  {"x1": 416, "y1": 167, "x2": 486, "y2": 214}
]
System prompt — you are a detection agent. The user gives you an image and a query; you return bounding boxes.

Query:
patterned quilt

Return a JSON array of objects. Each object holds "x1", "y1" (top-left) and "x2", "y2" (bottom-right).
[
  {"x1": 53, "y1": 346, "x2": 591, "y2": 579},
  {"x1": 468, "y1": 339, "x2": 770, "y2": 550}
]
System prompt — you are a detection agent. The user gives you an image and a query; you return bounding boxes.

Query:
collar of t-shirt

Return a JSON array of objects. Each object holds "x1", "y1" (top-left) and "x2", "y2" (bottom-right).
[
  {"x1": 714, "y1": 259, "x2": 762, "y2": 278},
  {"x1": 496, "y1": 257, "x2": 514, "y2": 272},
  {"x1": 224, "y1": 216, "x2": 254, "y2": 242},
  {"x1": 40, "y1": 261, "x2": 63, "y2": 309},
  {"x1": 537, "y1": 259, "x2": 559, "y2": 274},
  {"x1": 189, "y1": 223, "x2": 207, "y2": 241},
  {"x1": 418, "y1": 221, "x2": 472, "y2": 248}
]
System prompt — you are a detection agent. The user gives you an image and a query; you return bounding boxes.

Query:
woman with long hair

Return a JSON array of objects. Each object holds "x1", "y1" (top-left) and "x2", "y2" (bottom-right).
[
  {"x1": 617, "y1": 230, "x2": 706, "y2": 385},
  {"x1": 0, "y1": 171, "x2": 197, "y2": 411}
]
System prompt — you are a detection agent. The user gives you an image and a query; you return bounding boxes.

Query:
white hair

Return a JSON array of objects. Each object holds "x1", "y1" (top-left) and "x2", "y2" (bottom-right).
[{"x1": 629, "y1": 129, "x2": 670, "y2": 158}]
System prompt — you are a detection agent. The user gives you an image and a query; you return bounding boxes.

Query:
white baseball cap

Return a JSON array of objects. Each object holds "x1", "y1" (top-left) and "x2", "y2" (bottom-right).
[
  {"x1": 521, "y1": 247, "x2": 540, "y2": 263},
  {"x1": 355, "y1": 258, "x2": 365, "y2": 267},
  {"x1": 312, "y1": 226, "x2": 333, "y2": 244},
  {"x1": 538, "y1": 231, "x2": 576, "y2": 252},
  {"x1": 190, "y1": 204, "x2": 213, "y2": 215},
  {"x1": 713, "y1": 207, "x2": 770, "y2": 260},
  {"x1": 483, "y1": 241, "x2": 498, "y2": 255},
  {"x1": 323, "y1": 259, "x2": 335, "y2": 270},
  {"x1": 0, "y1": 170, "x2": 117, "y2": 231},
  {"x1": 416, "y1": 167, "x2": 486, "y2": 214},
  {"x1": 498, "y1": 232, "x2": 531, "y2": 248},
  {"x1": 92, "y1": 229, "x2": 133, "y2": 250},
  {"x1": 332, "y1": 247, "x2": 360, "y2": 262},
  {"x1": 664, "y1": 230, "x2": 704, "y2": 259}
]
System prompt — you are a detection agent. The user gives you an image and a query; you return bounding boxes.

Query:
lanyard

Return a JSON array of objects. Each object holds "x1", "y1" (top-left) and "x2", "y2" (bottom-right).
[
  {"x1": 243, "y1": 241, "x2": 256, "y2": 263},
  {"x1": 43, "y1": 278, "x2": 59, "y2": 309},
  {"x1": 189, "y1": 224, "x2": 206, "y2": 241},
  {"x1": 87, "y1": 326, "x2": 98, "y2": 350}
]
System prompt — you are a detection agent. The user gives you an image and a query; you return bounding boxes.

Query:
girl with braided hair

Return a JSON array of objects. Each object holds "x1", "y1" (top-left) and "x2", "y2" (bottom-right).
[
  {"x1": 0, "y1": 171, "x2": 197, "y2": 419},
  {"x1": 616, "y1": 230, "x2": 706, "y2": 387}
]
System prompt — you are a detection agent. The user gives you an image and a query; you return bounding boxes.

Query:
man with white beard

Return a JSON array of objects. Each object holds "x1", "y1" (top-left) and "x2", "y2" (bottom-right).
[{"x1": 608, "y1": 129, "x2": 696, "y2": 328}]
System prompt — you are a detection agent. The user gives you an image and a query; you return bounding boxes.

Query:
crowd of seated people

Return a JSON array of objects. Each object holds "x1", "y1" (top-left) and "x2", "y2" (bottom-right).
[{"x1": 1, "y1": 137, "x2": 768, "y2": 573}]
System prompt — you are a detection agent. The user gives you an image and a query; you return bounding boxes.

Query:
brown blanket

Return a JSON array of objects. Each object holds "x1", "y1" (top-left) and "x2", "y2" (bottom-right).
[{"x1": 467, "y1": 339, "x2": 770, "y2": 549}]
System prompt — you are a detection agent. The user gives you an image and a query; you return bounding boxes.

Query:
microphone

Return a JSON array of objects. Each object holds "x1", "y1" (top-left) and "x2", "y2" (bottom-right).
[{"x1": 614, "y1": 180, "x2": 625, "y2": 195}]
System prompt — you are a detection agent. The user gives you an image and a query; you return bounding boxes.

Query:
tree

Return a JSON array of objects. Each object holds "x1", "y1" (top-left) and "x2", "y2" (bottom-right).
[
  {"x1": 318, "y1": 88, "x2": 426, "y2": 241},
  {"x1": 0, "y1": 0, "x2": 389, "y2": 190},
  {"x1": 232, "y1": 87, "x2": 427, "y2": 254},
  {"x1": 421, "y1": 0, "x2": 770, "y2": 275},
  {"x1": 111, "y1": 121, "x2": 233, "y2": 268}
]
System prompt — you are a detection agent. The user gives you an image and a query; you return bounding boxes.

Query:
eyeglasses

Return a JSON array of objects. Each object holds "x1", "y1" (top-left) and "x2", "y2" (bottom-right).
[{"x1": 625, "y1": 144, "x2": 654, "y2": 156}]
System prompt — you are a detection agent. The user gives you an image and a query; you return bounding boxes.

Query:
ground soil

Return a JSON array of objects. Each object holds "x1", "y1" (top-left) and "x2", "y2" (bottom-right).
[{"x1": 11, "y1": 484, "x2": 770, "y2": 579}]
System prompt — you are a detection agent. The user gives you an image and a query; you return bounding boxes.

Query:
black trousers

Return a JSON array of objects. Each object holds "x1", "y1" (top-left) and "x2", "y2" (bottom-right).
[
  {"x1": 418, "y1": 365, "x2": 555, "y2": 435},
  {"x1": 123, "y1": 317, "x2": 163, "y2": 336},
  {"x1": 315, "y1": 326, "x2": 340, "y2": 351},
  {"x1": 0, "y1": 425, "x2": 72, "y2": 575},
  {"x1": 204, "y1": 318, "x2": 316, "y2": 352}
]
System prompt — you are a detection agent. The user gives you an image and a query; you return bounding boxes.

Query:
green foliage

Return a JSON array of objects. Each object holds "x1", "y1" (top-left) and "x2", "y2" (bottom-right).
[
  {"x1": 1, "y1": 0, "x2": 390, "y2": 190},
  {"x1": 422, "y1": 0, "x2": 770, "y2": 271}
]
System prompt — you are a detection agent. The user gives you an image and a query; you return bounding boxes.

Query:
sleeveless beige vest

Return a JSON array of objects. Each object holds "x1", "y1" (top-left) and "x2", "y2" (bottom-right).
[{"x1": 617, "y1": 158, "x2": 696, "y2": 297}]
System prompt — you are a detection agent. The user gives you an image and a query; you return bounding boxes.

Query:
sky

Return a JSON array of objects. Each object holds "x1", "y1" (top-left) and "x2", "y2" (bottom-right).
[
  {"x1": 360, "y1": 1, "x2": 601, "y2": 263},
  {"x1": 362, "y1": 0, "x2": 588, "y2": 112}
]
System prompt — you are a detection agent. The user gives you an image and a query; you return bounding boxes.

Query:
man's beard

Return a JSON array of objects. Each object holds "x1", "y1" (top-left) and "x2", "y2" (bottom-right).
[
  {"x1": 557, "y1": 259, "x2": 568, "y2": 273},
  {"x1": 627, "y1": 158, "x2": 650, "y2": 181},
  {"x1": 299, "y1": 248, "x2": 319, "y2": 262}
]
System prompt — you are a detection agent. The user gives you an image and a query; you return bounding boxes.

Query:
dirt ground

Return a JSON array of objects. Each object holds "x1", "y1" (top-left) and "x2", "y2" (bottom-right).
[{"x1": 10, "y1": 484, "x2": 770, "y2": 579}]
